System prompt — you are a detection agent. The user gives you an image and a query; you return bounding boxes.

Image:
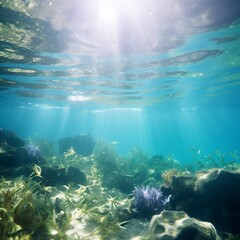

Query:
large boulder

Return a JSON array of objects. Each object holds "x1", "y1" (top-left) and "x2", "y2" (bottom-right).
[
  {"x1": 0, "y1": 129, "x2": 45, "y2": 168},
  {"x1": 0, "y1": 129, "x2": 25, "y2": 148},
  {"x1": 39, "y1": 166, "x2": 87, "y2": 186},
  {"x1": 169, "y1": 169, "x2": 240, "y2": 235},
  {"x1": 133, "y1": 210, "x2": 218, "y2": 240}
]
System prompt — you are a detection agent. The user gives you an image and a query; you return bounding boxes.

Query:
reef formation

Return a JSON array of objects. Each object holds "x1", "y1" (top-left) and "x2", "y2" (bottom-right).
[{"x1": 0, "y1": 129, "x2": 240, "y2": 239}]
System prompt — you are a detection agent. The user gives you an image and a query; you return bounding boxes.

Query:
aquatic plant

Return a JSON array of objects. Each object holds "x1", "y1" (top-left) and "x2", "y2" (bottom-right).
[
  {"x1": 107, "y1": 194, "x2": 123, "y2": 210},
  {"x1": 133, "y1": 186, "x2": 171, "y2": 218},
  {"x1": 50, "y1": 179, "x2": 131, "y2": 239},
  {"x1": 63, "y1": 146, "x2": 76, "y2": 158},
  {"x1": 31, "y1": 164, "x2": 43, "y2": 178},
  {"x1": 92, "y1": 141, "x2": 121, "y2": 190},
  {"x1": 94, "y1": 141, "x2": 118, "y2": 170},
  {"x1": 126, "y1": 148, "x2": 149, "y2": 173},
  {"x1": 161, "y1": 155, "x2": 180, "y2": 168},
  {"x1": 162, "y1": 168, "x2": 191, "y2": 185},
  {"x1": 0, "y1": 177, "x2": 53, "y2": 239},
  {"x1": 192, "y1": 147, "x2": 240, "y2": 171},
  {"x1": 94, "y1": 213, "x2": 127, "y2": 239}
]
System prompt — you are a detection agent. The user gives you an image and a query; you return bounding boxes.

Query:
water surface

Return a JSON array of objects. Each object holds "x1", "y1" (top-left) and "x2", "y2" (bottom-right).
[{"x1": 1, "y1": 0, "x2": 240, "y2": 162}]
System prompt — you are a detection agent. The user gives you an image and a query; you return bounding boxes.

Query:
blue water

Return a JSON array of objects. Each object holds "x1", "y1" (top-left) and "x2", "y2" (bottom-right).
[{"x1": 1, "y1": 0, "x2": 240, "y2": 165}]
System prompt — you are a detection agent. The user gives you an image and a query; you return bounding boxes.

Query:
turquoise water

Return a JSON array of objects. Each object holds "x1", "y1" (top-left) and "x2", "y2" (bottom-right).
[{"x1": 1, "y1": 0, "x2": 240, "y2": 164}]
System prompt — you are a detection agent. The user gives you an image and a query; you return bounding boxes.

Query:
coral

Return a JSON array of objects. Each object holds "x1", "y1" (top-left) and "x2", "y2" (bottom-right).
[{"x1": 133, "y1": 186, "x2": 171, "y2": 218}]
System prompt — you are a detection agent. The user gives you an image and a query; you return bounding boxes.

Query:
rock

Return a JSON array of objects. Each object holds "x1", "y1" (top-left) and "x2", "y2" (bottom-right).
[
  {"x1": 149, "y1": 154, "x2": 164, "y2": 165},
  {"x1": 133, "y1": 170, "x2": 148, "y2": 185},
  {"x1": 2, "y1": 165, "x2": 87, "y2": 187},
  {"x1": 2, "y1": 165, "x2": 34, "y2": 178},
  {"x1": 102, "y1": 172, "x2": 134, "y2": 194},
  {"x1": 58, "y1": 134, "x2": 94, "y2": 156},
  {"x1": 0, "y1": 129, "x2": 45, "y2": 168},
  {"x1": 170, "y1": 168, "x2": 240, "y2": 235},
  {"x1": 115, "y1": 175, "x2": 134, "y2": 194},
  {"x1": 119, "y1": 219, "x2": 149, "y2": 240},
  {"x1": 0, "y1": 129, "x2": 25, "y2": 148},
  {"x1": 39, "y1": 166, "x2": 87, "y2": 186},
  {"x1": 134, "y1": 210, "x2": 218, "y2": 240}
]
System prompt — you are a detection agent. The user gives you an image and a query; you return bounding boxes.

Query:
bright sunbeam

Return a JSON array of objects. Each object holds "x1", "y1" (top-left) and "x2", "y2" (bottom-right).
[
  {"x1": 98, "y1": 0, "x2": 117, "y2": 24},
  {"x1": 92, "y1": 0, "x2": 157, "y2": 55}
]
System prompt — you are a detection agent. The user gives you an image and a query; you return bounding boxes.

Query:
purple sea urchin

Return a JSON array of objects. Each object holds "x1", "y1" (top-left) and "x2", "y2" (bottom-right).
[
  {"x1": 133, "y1": 186, "x2": 171, "y2": 218},
  {"x1": 24, "y1": 143, "x2": 40, "y2": 157}
]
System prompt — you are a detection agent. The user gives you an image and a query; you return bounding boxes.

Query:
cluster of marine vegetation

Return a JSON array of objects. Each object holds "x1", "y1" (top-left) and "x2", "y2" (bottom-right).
[
  {"x1": 191, "y1": 146, "x2": 240, "y2": 171},
  {"x1": 1, "y1": 129, "x2": 240, "y2": 239}
]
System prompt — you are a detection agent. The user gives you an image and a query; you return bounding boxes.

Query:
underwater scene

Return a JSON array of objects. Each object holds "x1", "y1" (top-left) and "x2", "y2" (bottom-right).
[{"x1": 1, "y1": 0, "x2": 240, "y2": 239}]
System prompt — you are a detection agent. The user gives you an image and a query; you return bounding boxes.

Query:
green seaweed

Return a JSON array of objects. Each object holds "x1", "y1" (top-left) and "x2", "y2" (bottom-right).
[
  {"x1": 192, "y1": 147, "x2": 240, "y2": 171},
  {"x1": 0, "y1": 177, "x2": 52, "y2": 239}
]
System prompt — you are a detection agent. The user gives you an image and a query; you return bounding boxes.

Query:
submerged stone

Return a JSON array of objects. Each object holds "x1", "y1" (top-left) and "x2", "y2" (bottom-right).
[
  {"x1": 169, "y1": 168, "x2": 240, "y2": 235},
  {"x1": 39, "y1": 166, "x2": 87, "y2": 186},
  {"x1": 134, "y1": 210, "x2": 218, "y2": 240},
  {"x1": 0, "y1": 129, "x2": 25, "y2": 148},
  {"x1": 0, "y1": 129, "x2": 45, "y2": 168}
]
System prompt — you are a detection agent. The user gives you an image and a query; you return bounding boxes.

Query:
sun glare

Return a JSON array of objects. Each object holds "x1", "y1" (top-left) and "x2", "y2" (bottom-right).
[
  {"x1": 84, "y1": 0, "x2": 155, "y2": 54},
  {"x1": 98, "y1": 0, "x2": 117, "y2": 24}
]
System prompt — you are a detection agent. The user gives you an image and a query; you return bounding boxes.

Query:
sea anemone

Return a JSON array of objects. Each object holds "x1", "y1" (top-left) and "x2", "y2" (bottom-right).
[
  {"x1": 133, "y1": 186, "x2": 171, "y2": 218},
  {"x1": 24, "y1": 143, "x2": 40, "y2": 158}
]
